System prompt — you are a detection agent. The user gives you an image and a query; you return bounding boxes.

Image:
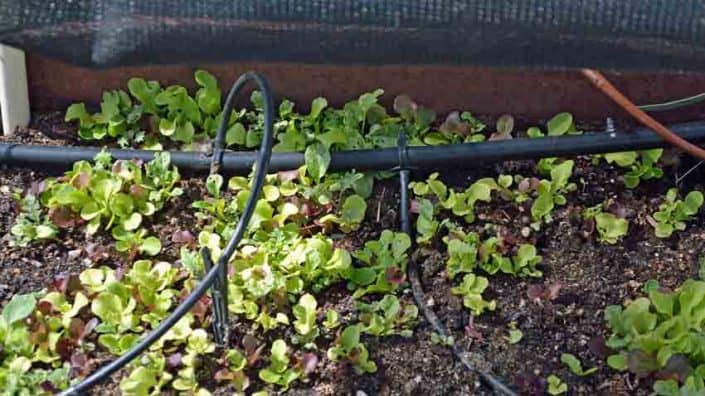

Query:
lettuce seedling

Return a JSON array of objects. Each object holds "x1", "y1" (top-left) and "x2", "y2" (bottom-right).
[
  {"x1": 547, "y1": 374, "x2": 567, "y2": 395},
  {"x1": 319, "y1": 194, "x2": 367, "y2": 232},
  {"x1": 604, "y1": 149, "x2": 663, "y2": 188},
  {"x1": 415, "y1": 198, "x2": 440, "y2": 244},
  {"x1": 508, "y1": 244, "x2": 543, "y2": 277},
  {"x1": 39, "y1": 151, "x2": 181, "y2": 242},
  {"x1": 194, "y1": 70, "x2": 222, "y2": 115},
  {"x1": 594, "y1": 212, "x2": 629, "y2": 244},
  {"x1": 561, "y1": 353, "x2": 597, "y2": 376},
  {"x1": 531, "y1": 160, "x2": 576, "y2": 223},
  {"x1": 649, "y1": 188, "x2": 704, "y2": 238},
  {"x1": 112, "y1": 227, "x2": 162, "y2": 257},
  {"x1": 172, "y1": 329, "x2": 216, "y2": 393},
  {"x1": 154, "y1": 85, "x2": 201, "y2": 143},
  {"x1": 444, "y1": 227, "x2": 537, "y2": 278},
  {"x1": 451, "y1": 274, "x2": 496, "y2": 316},
  {"x1": 327, "y1": 325, "x2": 377, "y2": 374},
  {"x1": 304, "y1": 142, "x2": 331, "y2": 182},
  {"x1": 292, "y1": 294, "x2": 319, "y2": 343},
  {"x1": 504, "y1": 321, "x2": 523, "y2": 344},
  {"x1": 258, "y1": 339, "x2": 301, "y2": 390},
  {"x1": 411, "y1": 173, "x2": 498, "y2": 224},
  {"x1": 604, "y1": 278, "x2": 705, "y2": 395},
  {"x1": 527, "y1": 113, "x2": 579, "y2": 176},
  {"x1": 443, "y1": 230, "x2": 480, "y2": 279},
  {"x1": 356, "y1": 294, "x2": 418, "y2": 337},
  {"x1": 323, "y1": 309, "x2": 340, "y2": 329},
  {"x1": 66, "y1": 90, "x2": 144, "y2": 147},
  {"x1": 10, "y1": 192, "x2": 57, "y2": 247},
  {"x1": 347, "y1": 231, "x2": 411, "y2": 298},
  {"x1": 582, "y1": 205, "x2": 629, "y2": 244}
]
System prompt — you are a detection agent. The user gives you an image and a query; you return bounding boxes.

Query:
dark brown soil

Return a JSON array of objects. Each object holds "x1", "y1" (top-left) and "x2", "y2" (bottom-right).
[{"x1": 2, "y1": 116, "x2": 704, "y2": 396}]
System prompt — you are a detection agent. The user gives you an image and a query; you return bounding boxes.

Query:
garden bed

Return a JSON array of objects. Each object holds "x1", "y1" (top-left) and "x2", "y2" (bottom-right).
[{"x1": 1, "y1": 76, "x2": 704, "y2": 396}]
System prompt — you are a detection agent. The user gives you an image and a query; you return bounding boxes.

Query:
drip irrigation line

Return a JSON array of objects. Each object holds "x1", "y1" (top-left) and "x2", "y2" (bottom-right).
[
  {"x1": 5, "y1": 122, "x2": 705, "y2": 175},
  {"x1": 638, "y1": 92, "x2": 705, "y2": 112},
  {"x1": 396, "y1": 135, "x2": 517, "y2": 396},
  {"x1": 58, "y1": 72, "x2": 275, "y2": 395},
  {"x1": 582, "y1": 69, "x2": 705, "y2": 161}
]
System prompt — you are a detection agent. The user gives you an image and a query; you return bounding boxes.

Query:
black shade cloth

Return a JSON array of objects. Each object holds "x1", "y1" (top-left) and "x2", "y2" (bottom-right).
[{"x1": 2, "y1": 1, "x2": 705, "y2": 70}]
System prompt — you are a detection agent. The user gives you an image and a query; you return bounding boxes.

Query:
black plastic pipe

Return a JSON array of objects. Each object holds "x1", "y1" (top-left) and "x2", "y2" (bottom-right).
[{"x1": 3, "y1": 122, "x2": 705, "y2": 174}]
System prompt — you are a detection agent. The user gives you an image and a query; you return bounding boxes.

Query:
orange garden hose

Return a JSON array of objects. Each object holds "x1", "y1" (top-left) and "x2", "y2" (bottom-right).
[{"x1": 581, "y1": 68, "x2": 705, "y2": 162}]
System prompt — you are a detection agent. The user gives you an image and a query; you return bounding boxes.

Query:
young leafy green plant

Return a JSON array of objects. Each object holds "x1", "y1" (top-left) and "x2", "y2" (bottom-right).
[
  {"x1": 582, "y1": 205, "x2": 629, "y2": 244},
  {"x1": 527, "y1": 112, "x2": 579, "y2": 176},
  {"x1": 604, "y1": 278, "x2": 705, "y2": 395},
  {"x1": 39, "y1": 151, "x2": 181, "y2": 237},
  {"x1": 327, "y1": 325, "x2": 377, "y2": 374},
  {"x1": 410, "y1": 173, "x2": 498, "y2": 224},
  {"x1": 112, "y1": 227, "x2": 162, "y2": 257},
  {"x1": 649, "y1": 188, "x2": 704, "y2": 238},
  {"x1": 10, "y1": 192, "x2": 58, "y2": 247},
  {"x1": 531, "y1": 160, "x2": 576, "y2": 224},
  {"x1": 346, "y1": 231, "x2": 411, "y2": 298},
  {"x1": 430, "y1": 332, "x2": 455, "y2": 346},
  {"x1": 65, "y1": 90, "x2": 143, "y2": 147},
  {"x1": 505, "y1": 322, "x2": 523, "y2": 344},
  {"x1": 547, "y1": 374, "x2": 567, "y2": 395},
  {"x1": 443, "y1": 227, "x2": 541, "y2": 278},
  {"x1": 603, "y1": 149, "x2": 663, "y2": 188},
  {"x1": 356, "y1": 294, "x2": 418, "y2": 337},
  {"x1": 318, "y1": 194, "x2": 367, "y2": 232},
  {"x1": 561, "y1": 353, "x2": 597, "y2": 376},
  {"x1": 414, "y1": 198, "x2": 440, "y2": 245},
  {"x1": 292, "y1": 293, "x2": 319, "y2": 344},
  {"x1": 450, "y1": 274, "x2": 496, "y2": 316},
  {"x1": 323, "y1": 309, "x2": 340, "y2": 329},
  {"x1": 258, "y1": 340, "x2": 301, "y2": 390}
]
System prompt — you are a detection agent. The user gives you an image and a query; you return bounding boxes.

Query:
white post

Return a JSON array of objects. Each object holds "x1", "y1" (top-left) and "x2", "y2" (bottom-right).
[{"x1": 0, "y1": 44, "x2": 30, "y2": 135}]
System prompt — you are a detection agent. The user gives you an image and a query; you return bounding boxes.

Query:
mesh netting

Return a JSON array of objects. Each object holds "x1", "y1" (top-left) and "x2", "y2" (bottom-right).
[{"x1": 2, "y1": 0, "x2": 705, "y2": 70}]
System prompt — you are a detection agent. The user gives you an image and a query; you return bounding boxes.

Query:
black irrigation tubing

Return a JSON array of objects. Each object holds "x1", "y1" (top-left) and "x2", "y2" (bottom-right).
[
  {"x1": 397, "y1": 134, "x2": 517, "y2": 396},
  {"x1": 4, "y1": 122, "x2": 705, "y2": 176},
  {"x1": 637, "y1": 92, "x2": 705, "y2": 112},
  {"x1": 58, "y1": 72, "x2": 276, "y2": 395}
]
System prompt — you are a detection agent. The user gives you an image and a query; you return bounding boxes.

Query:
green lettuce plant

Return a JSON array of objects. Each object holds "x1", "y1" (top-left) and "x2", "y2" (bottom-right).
[
  {"x1": 547, "y1": 374, "x2": 567, "y2": 395},
  {"x1": 531, "y1": 160, "x2": 576, "y2": 224},
  {"x1": 292, "y1": 294, "x2": 319, "y2": 344},
  {"x1": 649, "y1": 188, "x2": 704, "y2": 238},
  {"x1": 323, "y1": 309, "x2": 340, "y2": 329},
  {"x1": 38, "y1": 151, "x2": 181, "y2": 239},
  {"x1": 443, "y1": 227, "x2": 542, "y2": 278},
  {"x1": 604, "y1": 279, "x2": 705, "y2": 395},
  {"x1": 10, "y1": 192, "x2": 57, "y2": 247},
  {"x1": 451, "y1": 274, "x2": 496, "y2": 316},
  {"x1": 410, "y1": 173, "x2": 498, "y2": 224},
  {"x1": 258, "y1": 339, "x2": 301, "y2": 390},
  {"x1": 603, "y1": 149, "x2": 663, "y2": 188},
  {"x1": 582, "y1": 205, "x2": 629, "y2": 244},
  {"x1": 65, "y1": 90, "x2": 143, "y2": 147},
  {"x1": 561, "y1": 353, "x2": 597, "y2": 376},
  {"x1": 346, "y1": 231, "x2": 411, "y2": 298},
  {"x1": 327, "y1": 325, "x2": 377, "y2": 374},
  {"x1": 356, "y1": 294, "x2": 418, "y2": 337},
  {"x1": 527, "y1": 112, "x2": 579, "y2": 176}
]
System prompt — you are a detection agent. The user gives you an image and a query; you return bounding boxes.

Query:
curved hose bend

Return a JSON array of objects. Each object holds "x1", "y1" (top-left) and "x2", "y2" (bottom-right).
[{"x1": 59, "y1": 72, "x2": 275, "y2": 395}]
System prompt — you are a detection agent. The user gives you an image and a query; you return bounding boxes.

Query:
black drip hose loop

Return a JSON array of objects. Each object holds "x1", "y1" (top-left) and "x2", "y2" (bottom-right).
[{"x1": 59, "y1": 72, "x2": 275, "y2": 396}]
